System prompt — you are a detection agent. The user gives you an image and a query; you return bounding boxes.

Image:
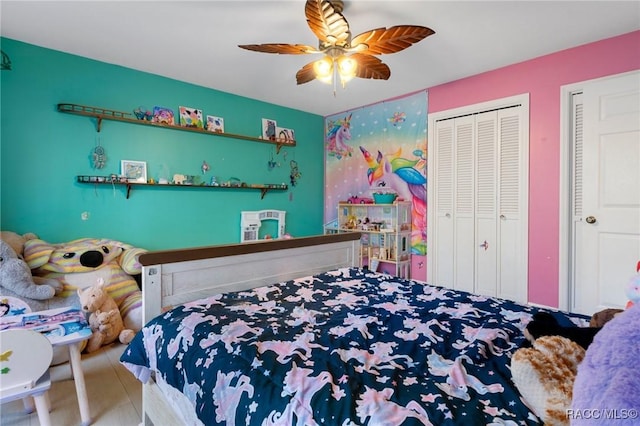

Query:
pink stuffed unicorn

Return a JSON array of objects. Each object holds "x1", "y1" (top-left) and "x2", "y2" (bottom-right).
[{"x1": 625, "y1": 261, "x2": 640, "y2": 309}]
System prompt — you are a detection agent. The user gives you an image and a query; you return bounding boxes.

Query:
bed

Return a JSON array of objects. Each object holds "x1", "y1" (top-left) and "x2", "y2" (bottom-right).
[{"x1": 120, "y1": 233, "x2": 589, "y2": 425}]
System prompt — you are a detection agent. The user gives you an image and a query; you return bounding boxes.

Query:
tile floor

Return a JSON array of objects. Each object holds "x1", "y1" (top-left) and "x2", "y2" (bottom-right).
[{"x1": 1, "y1": 343, "x2": 142, "y2": 426}]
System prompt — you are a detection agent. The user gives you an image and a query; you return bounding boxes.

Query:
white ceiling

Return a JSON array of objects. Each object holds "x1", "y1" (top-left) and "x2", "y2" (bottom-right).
[{"x1": 1, "y1": 1, "x2": 639, "y2": 116}]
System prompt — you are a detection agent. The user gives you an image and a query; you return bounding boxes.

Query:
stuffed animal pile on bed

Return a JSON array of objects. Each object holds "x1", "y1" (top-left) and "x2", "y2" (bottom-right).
[{"x1": 512, "y1": 300, "x2": 639, "y2": 425}]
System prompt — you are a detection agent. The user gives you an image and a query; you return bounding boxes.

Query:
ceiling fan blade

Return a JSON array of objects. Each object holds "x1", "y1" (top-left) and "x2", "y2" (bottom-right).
[
  {"x1": 238, "y1": 43, "x2": 319, "y2": 55},
  {"x1": 352, "y1": 54, "x2": 391, "y2": 80},
  {"x1": 351, "y1": 25, "x2": 435, "y2": 55},
  {"x1": 296, "y1": 62, "x2": 318, "y2": 85},
  {"x1": 305, "y1": 0, "x2": 351, "y2": 48}
]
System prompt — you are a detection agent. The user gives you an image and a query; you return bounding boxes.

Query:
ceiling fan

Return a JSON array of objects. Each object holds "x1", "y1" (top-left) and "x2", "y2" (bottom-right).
[{"x1": 238, "y1": 0, "x2": 435, "y2": 89}]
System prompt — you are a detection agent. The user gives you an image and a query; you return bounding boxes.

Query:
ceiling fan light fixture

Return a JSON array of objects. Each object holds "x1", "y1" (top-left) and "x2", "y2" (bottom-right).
[
  {"x1": 336, "y1": 54, "x2": 357, "y2": 85},
  {"x1": 313, "y1": 56, "x2": 334, "y2": 84}
]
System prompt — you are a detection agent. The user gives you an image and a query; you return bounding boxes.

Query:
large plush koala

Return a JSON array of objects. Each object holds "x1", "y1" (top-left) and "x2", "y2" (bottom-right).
[{"x1": 24, "y1": 238, "x2": 146, "y2": 331}]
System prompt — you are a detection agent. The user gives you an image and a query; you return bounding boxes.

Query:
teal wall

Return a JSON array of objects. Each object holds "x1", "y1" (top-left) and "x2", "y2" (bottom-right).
[{"x1": 0, "y1": 38, "x2": 325, "y2": 250}]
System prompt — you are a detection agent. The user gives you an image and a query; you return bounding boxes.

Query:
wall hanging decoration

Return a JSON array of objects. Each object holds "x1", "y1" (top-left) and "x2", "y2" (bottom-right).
[
  {"x1": 201, "y1": 160, "x2": 210, "y2": 175},
  {"x1": 179, "y1": 106, "x2": 203, "y2": 128},
  {"x1": 152, "y1": 106, "x2": 175, "y2": 125},
  {"x1": 267, "y1": 149, "x2": 280, "y2": 171},
  {"x1": 324, "y1": 91, "x2": 427, "y2": 256},
  {"x1": 289, "y1": 160, "x2": 301, "y2": 186},
  {"x1": 121, "y1": 160, "x2": 147, "y2": 183},
  {"x1": 92, "y1": 136, "x2": 106, "y2": 169}
]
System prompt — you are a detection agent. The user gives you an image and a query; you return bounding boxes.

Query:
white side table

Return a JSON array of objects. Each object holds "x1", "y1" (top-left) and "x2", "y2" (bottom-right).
[
  {"x1": 0, "y1": 307, "x2": 93, "y2": 425},
  {"x1": 0, "y1": 329, "x2": 54, "y2": 426}
]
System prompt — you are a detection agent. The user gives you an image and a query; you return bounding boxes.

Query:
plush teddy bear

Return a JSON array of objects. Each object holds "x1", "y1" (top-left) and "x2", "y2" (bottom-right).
[
  {"x1": 511, "y1": 335, "x2": 585, "y2": 425},
  {"x1": 0, "y1": 240, "x2": 62, "y2": 300},
  {"x1": 78, "y1": 279, "x2": 136, "y2": 353},
  {"x1": 24, "y1": 237, "x2": 146, "y2": 331}
]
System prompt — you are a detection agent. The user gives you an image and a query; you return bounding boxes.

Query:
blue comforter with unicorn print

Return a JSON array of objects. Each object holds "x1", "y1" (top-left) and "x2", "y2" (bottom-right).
[{"x1": 121, "y1": 267, "x2": 588, "y2": 425}]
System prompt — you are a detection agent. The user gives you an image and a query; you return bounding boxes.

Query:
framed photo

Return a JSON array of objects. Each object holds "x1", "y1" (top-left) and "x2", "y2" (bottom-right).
[
  {"x1": 262, "y1": 118, "x2": 277, "y2": 141},
  {"x1": 179, "y1": 106, "x2": 204, "y2": 128},
  {"x1": 206, "y1": 115, "x2": 224, "y2": 133},
  {"x1": 121, "y1": 160, "x2": 147, "y2": 183},
  {"x1": 276, "y1": 126, "x2": 295, "y2": 143},
  {"x1": 152, "y1": 106, "x2": 175, "y2": 125}
]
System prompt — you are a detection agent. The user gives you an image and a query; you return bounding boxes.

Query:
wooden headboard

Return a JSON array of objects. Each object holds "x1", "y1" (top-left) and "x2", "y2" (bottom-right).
[{"x1": 139, "y1": 233, "x2": 361, "y2": 324}]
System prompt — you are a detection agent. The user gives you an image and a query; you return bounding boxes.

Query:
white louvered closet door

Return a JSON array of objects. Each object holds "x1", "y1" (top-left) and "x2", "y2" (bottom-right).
[{"x1": 431, "y1": 100, "x2": 528, "y2": 302}]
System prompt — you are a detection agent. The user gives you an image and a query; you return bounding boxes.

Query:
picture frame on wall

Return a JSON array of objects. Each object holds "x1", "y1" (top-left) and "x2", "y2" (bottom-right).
[
  {"x1": 152, "y1": 106, "x2": 175, "y2": 125},
  {"x1": 121, "y1": 160, "x2": 147, "y2": 183},
  {"x1": 262, "y1": 118, "x2": 277, "y2": 141},
  {"x1": 276, "y1": 126, "x2": 295, "y2": 143},
  {"x1": 206, "y1": 115, "x2": 224, "y2": 133},
  {"x1": 179, "y1": 106, "x2": 204, "y2": 128}
]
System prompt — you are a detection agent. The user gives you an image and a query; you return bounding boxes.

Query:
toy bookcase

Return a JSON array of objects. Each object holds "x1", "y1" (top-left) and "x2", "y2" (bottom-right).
[
  {"x1": 241, "y1": 210, "x2": 286, "y2": 242},
  {"x1": 335, "y1": 201, "x2": 411, "y2": 278}
]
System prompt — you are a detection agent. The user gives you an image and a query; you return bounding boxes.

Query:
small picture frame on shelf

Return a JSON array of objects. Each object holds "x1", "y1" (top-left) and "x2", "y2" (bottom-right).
[
  {"x1": 121, "y1": 160, "x2": 147, "y2": 183},
  {"x1": 262, "y1": 118, "x2": 277, "y2": 141},
  {"x1": 152, "y1": 106, "x2": 175, "y2": 125},
  {"x1": 276, "y1": 126, "x2": 295, "y2": 143},
  {"x1": 206, "y1": 115, "x2": 224, "y2": 133},
  {"x1": 179, "y1": 106, "x2": 204, "y2": 128}
]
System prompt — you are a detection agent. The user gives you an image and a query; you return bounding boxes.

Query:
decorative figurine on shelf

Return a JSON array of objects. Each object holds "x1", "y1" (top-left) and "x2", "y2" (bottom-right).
[
  {"x1": 133, "y1": 107, "x2": 152, "y2": 121},
  {"x1": 202, "y1": 160, "x2": 210, "y2": 175}
]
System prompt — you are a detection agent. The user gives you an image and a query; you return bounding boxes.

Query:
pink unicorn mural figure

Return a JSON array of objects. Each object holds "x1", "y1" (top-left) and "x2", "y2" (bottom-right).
[
  {"x1": 326, "y1": 114, "x2": 353, "y2": 159},
  {"x1": 360, "y1": 146, "x2": 427, "y2": 255}
]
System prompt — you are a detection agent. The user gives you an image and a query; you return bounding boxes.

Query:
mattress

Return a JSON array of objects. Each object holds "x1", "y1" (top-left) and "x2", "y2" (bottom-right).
[{"x1": 121, "y1": 267, "x2": 589, "y2": 425}]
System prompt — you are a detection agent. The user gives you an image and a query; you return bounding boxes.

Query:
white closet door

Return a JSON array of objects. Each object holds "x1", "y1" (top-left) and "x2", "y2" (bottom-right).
[
  {"x1": 475, "y1": 111, "x2": 498, "y2": 297},
  {"x1": 428, "y1": 94, "x2": 528, "y2": 302},
  {"x1": 434, "y1": 119, "x2": 455, "y2": 288},
  {"x1": 454, "y1": 115, "x2": 476, "y2": 293},
  {"x1": 497, "y1": 108, "x2": 528, "y2": 303}
]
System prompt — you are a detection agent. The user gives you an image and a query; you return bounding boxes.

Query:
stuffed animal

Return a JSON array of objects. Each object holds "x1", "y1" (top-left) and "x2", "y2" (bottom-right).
[
  {"x1": 0, "y1": 240, "x2": 62, "y2": 300},
  {"x1": 625, "y1": 261, "x2": 640, "y2": 309},
  {"x1": 79, "y1": 279, "x2": 135, "y2": 353},
  {"x1": 523, "y1": 312, "x2": 600, "y2": 349},
  {"x1": 572, "y1": 303, "x2": 640, "y2": 425},
  {"x1": 24, "y1": 237, "x2": 146, "y2": 331},
  {"x1": 511, "y1": 335, "x2": 585, "y2": 425},
  {"x1": 1, "y1": 231, "x2": 64, "y2": 289}
]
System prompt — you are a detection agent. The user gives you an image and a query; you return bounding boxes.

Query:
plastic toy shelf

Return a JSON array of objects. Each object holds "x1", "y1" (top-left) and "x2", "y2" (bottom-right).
[
  {"x1": 58, "y1": 103, "x2": 296, "y2": 153},
  {"x1": 76, "y1": 176, "x2": 288, "y2": 199}
]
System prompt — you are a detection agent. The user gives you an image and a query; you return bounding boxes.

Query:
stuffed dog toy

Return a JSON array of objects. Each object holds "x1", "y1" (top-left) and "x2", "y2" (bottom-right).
[{"x1": 24, "y1": 237, "x2": 146, "y2": 331}]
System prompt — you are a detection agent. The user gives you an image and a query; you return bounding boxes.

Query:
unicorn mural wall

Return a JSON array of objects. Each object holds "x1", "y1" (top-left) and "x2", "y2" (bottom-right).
[{"x1": 324, "y1": 91, "x2": 428, "y2": 279}]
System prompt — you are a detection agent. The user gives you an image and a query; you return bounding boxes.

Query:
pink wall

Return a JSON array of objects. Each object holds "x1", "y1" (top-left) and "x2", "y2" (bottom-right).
[{"x1": 428, "y1": 31, "x2": 640, "y2": 307}]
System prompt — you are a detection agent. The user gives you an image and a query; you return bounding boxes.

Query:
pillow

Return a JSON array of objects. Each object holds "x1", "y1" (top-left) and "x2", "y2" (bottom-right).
[
  {"x1": 511, "y1": 335, "x2": 585, "y2": 425},
  {"x1": 571, "y1": 303, "x2": 640, "y2": 425}
]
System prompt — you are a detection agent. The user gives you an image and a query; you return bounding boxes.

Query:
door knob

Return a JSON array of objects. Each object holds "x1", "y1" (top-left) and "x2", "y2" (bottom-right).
[{"x1": 585, "y1": 216, "x2": 597, "y2": 224}]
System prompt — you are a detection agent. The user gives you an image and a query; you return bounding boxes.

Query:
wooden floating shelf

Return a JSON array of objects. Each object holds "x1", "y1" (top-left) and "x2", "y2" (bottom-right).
[
  {"x1": 76, "y1": 176, "x2": 288, "y2": 200},
  {"x1": 58, "y1": 103, "x2": 296, "y2": 153}
]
